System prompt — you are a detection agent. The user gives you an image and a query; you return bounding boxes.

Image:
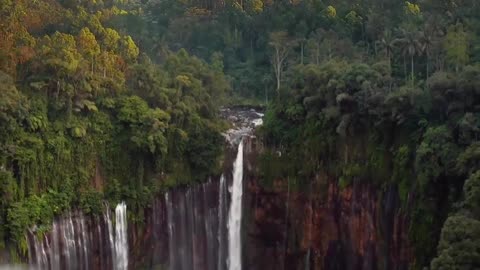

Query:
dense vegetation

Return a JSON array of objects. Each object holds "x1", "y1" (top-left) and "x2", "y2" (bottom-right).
[
  {"x1": 251, "y1": 1, "x2": 480, "y2": 270},
  {"x1": 0, "y1": 0, "x2": 229, "y2": 255},
  {"x1": 1, "y1": 0, "x2": 479, "y2": 268}
]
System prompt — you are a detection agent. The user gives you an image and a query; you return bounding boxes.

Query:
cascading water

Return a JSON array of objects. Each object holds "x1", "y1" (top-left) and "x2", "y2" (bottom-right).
[
  {"x1": 21, "y1": 108, "x2": 262, "y2": 270},
  {"x1": 27, "y1": 202, "x2": 127, "y2": 270},
  {"x1": 227, "y1": 140, "x2": 244, "y2": 270},
  {"x1": 114, "y1": 202, "x2": 128, "y2": 270},
  {"x1": 217, "y1": 174, "x2": 227, "y2": 270},
  {"x1": 165, "y1": 180, "x2": 221, "y2": 270}
]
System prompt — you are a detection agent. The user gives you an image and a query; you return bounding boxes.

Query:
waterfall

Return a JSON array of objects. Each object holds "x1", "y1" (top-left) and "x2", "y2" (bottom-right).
[
  {"x1": 80, "y1": 213, "x2": 89, "y2": 270},
  {"x1": 163, "y1": 142, "x2": 247, "y2": 270},
  {"x1": 114, "y1": 202, "x2": 128, "y2": 270},
  {"x1": 305, "y1": 248, "x2": 311, "y2": 270},
  {"x1": 217, "y1": 174, "x2": 227, "y2": 270},
  {"x1": 228, "y1": 140, "x2": 244, "y2": 270},
  {"x1": 26, "y1": 202, "x2": 128, "y2": 270},
  {"x1": 105, "y1": 203, "x2": 115, "y2": 269},
  {"x1": 51, "y1": 222, "x2": 60, "y2": 270},
  {"x1": 165, "y1": 180, "x2": 222, "y2": 270}
]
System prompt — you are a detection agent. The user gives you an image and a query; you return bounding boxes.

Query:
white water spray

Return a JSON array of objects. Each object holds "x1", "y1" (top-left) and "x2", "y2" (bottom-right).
[
  {"x1": 228, "y1": 140, "x2": 244, "y2": 270},
  {"x1": 115, "y1": 202, "x2": 128, "y2": 270},
  {"x1": 217, "y1": 174, "x2": 227, "y2": 270}
]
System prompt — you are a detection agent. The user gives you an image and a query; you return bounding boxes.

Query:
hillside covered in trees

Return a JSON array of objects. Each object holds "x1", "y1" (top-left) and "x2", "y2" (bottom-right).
[
  {"x1": 1, "y1": 0, "x2": 480, "y2": 269},
  {"x1": 0, "y1": 0, "x2": 230, "y2": 254}
]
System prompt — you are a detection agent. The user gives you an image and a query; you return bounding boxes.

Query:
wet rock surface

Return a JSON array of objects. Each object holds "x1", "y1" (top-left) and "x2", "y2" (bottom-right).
[{"x1": 243, "y1": 165, "x2": 412, "y2": 270}]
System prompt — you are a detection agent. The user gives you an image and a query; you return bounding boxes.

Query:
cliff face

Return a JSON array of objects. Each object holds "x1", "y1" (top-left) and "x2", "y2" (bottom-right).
[
  {"x1": 244, "y1": 179, "x2": 412, "y2": 270},
  {"x1": 243, "y1": 139, "x2": 412, "y2": 270},
  {"x1": 17, "y1": 112, "x2": 414, "y2": 270},
  {"x1": 131, "y1": 135, "x2": 414, "y2": 270}
]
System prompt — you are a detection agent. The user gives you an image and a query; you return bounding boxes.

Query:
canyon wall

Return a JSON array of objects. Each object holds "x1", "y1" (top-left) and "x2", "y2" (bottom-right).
[
  {"x1": 18, "y1": 113, "x2": 413, "y2": 270},
  {"x1": 242, "y1": 137, "x2": 412, "y2": 270}
]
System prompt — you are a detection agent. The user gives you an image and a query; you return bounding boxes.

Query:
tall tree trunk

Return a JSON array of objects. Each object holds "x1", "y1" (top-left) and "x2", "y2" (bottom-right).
[
  {"x1": 276, "y1": 70, "x2": 281, "y2": 93},
  {"x1": 411, "y1": 54, "x2": 414, "y2": 87},
  {"x1": 387, "y1": 52, "x2": 391, "y2": 73},
  {"x1": 388, "y1": 53, "x2": 392, "y2": 92},
  {"x1": 265, "y1": 85, "x2": 268, "y2": 104},
  {"x1": 300, "y1": 42, "x2": 304, "y2": 65},
  {"x1": 274, "y1": 48, "x2": 282, "y2": 94},
  {"x1": 426, "y1": 53, "x2": 430, "y2": 81}
]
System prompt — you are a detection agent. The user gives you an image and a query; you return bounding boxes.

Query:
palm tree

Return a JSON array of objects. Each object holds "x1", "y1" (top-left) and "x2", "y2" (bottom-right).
[
  {"x1": 376, "y1": 30, "x2": 396, "y2": 71},
  {"x1": 419, "y1": 17, "x2": 445, "y2": 81},
  {"x1": 418, "y1": 28, "x2": 434, "y2": 81},
  {"x1": 394, "y1": 28, "x2": 422, "y2": 87},
  {"x1": 423, "y1": 15, "x2": 447, "y2": 75},
  {"x1": 309, "y1": 28, "x2": 325, "y2": 65}
]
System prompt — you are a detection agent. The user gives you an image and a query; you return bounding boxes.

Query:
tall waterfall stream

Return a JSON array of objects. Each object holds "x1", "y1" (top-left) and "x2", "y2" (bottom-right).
[{"x1": 227, "y1": 140, "x2": 244, "y2": 270}]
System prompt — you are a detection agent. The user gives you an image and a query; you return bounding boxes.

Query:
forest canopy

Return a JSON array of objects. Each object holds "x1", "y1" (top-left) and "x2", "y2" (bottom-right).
[{"x1": 1, "y1": 0, "x2": 480, "y2": 269}]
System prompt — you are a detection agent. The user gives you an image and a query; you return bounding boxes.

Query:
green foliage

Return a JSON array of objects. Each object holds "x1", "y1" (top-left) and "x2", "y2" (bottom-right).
[
  {"x1": 456, "y1": 143, "x2": 480, "y2": 175},
  {"x1": 0, "y1": 0, "x2": 230, "y2": 255},
  {"x1": 261, "y1": 38, "x2": 478, "y2": 270},
  {"x1": 1, "y1": 0, "x2": 479, "y2": 267},
  {"x1": 79, "y1": 189, "x2": 104, "y2": 215},
  {"x1": 415, "y1": 126, "x2": 459, "y2": 191},
  {"x1": 430, "y1": 214, "x2": 480, "y2": 270},
  {"x1": 463, "y1": 171, "x2": 480, "y2": 216},
  {"x1": 444, "y1": 23, "x2": 469, "y2": 72},
  {"x1": 430, "y1": 170, "x2": 480, "y2": 269},
  {"x1": 7, "y1": 195, "x2": 55, "y2": 249}
]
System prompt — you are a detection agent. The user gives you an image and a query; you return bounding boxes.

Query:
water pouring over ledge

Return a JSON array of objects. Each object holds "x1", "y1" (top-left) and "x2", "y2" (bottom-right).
[
  {"x1": 227, "y1": 140, "x2": 244, "y2": 270},
  {"x1": 165, "y1": 107, "x2": 262, "y2": 270},
  {"x1": 114, "y1": 202, "x2": 128, "y2": 270},
  {"x1": 26, "y1": 202, "x2": 128, "y2": 270}
]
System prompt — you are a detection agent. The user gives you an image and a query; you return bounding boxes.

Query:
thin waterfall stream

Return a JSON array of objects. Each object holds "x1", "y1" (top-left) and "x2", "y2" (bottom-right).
[
  {"x1": 227, "y1": 140, "x2": 244, "y2": 270},
  {"x1": 114, "y1": 202, "x2": 128, "y2": 270}
]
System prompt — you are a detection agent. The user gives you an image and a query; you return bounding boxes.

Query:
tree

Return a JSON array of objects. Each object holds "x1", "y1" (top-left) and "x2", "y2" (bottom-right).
[
  {"x1": 295, "y1": 20, "x2": 308, "y2": 65},
  {"x1": 430, "y1": 214, "x2": 480, "y2": 270},
  {"x1": 394, "y1": 28, "x2": 422, "y2": 86},
  {"x1": 269, "y1": 31, "x2": 294, "y2": 94},
  {"x1": 430, "y1": 170, "x2": 480, "y2": 270},
  {"x1": 418, "y1": 26, "x2": 435, "y2": 80},
  {"x1": 0, "y1": 71, "x2": 23, "y2": 122},
  {"x1": 103, "y1": 28, "x2": 121, "y2": 52},
  {"x1": 376, "y1": 30, "x2": 396, "y2": 72},
  {"x1": 464, "y1": 171, "x2": 480, "y2": 216},
  {"x1": 120, "y1": 35, "x2": 139, "y2": 63},
  {"x1": 77, "y1": 27, "x2": 100, "y2": 73},
  {"x1": 444, "y1": 23, "x2": 469, "y2": 73},
  {"x1": 307, "y1": 29, "x2": 324, "y2": 65}
]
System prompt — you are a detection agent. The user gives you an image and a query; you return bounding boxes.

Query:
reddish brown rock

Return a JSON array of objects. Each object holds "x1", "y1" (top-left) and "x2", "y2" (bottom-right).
[{"x1": 244, "y1": 176, "x2": 413, "y2": 270}]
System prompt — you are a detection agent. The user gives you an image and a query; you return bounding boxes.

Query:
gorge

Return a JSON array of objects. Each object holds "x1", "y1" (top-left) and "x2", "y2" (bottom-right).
[
  {"x1": 14, "y1": 109, "x2": 411, "y2": 270},
  {"x1": 19, "y1": 108, "x2": 257, "y2": 270},
  {"x1": 1, "y1": 1, "x2": 479, "y2": 270}
]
